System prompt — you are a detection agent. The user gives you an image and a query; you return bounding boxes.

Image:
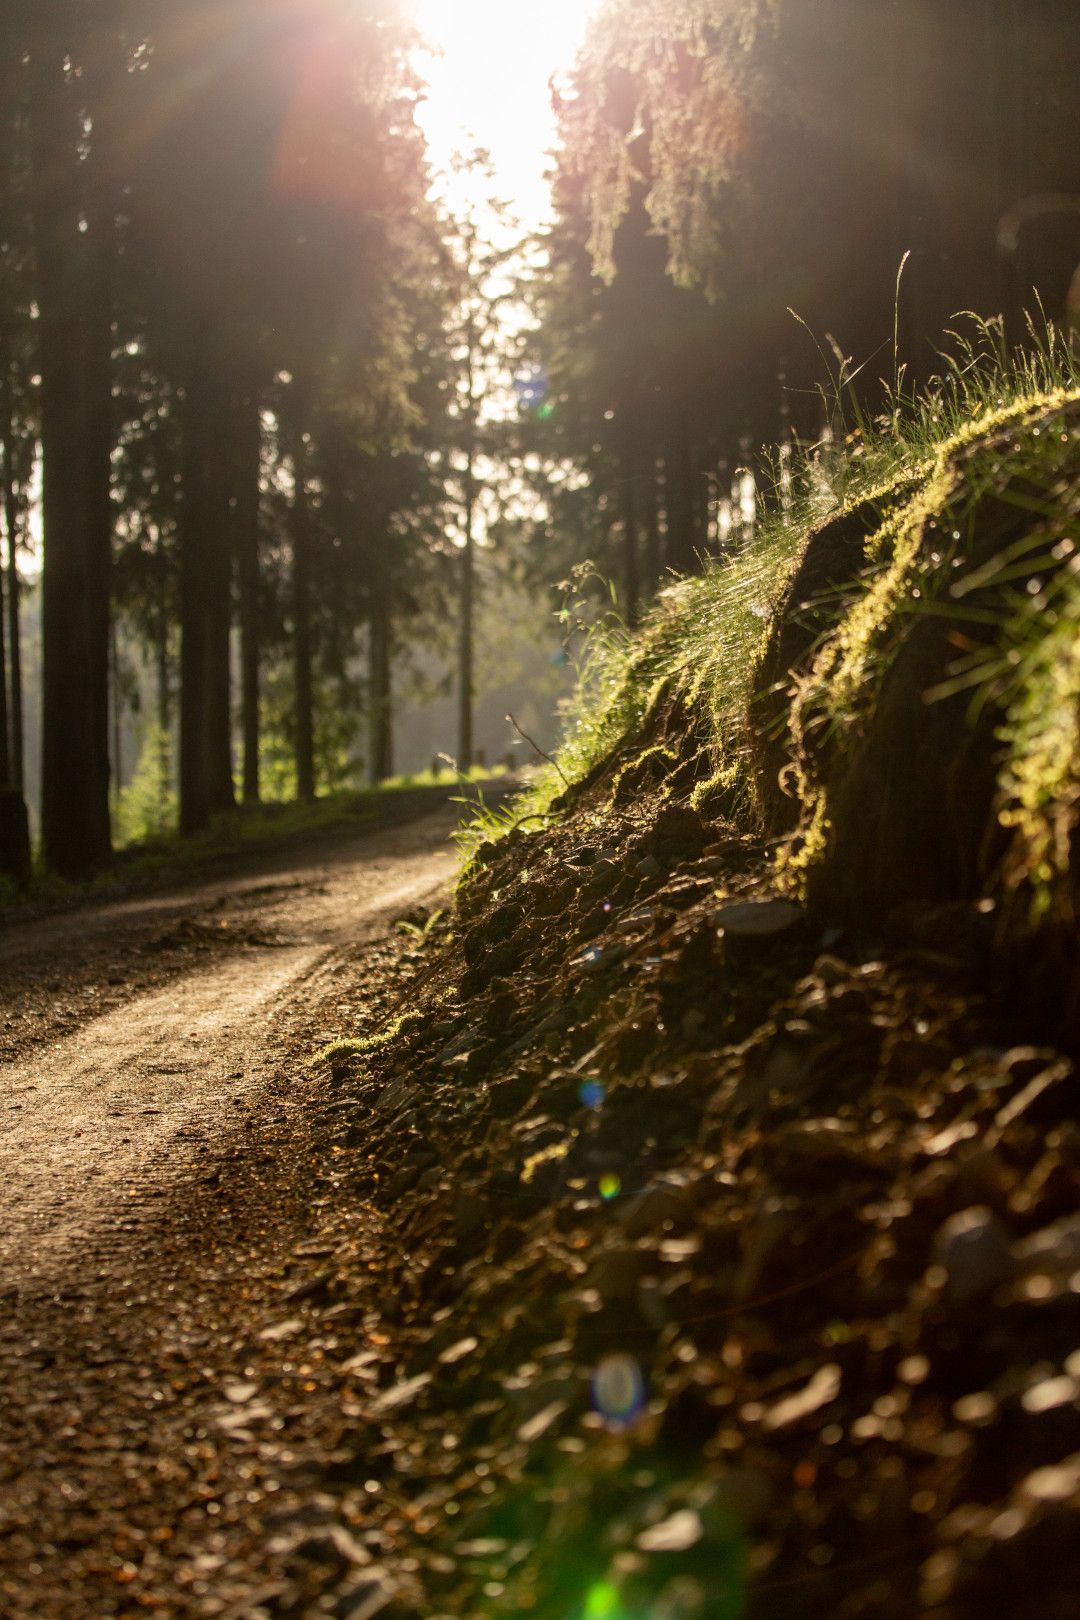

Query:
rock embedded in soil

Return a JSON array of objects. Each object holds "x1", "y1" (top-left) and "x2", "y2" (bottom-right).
[
  {"x1": 1013, "y1": 1212, "x2": 1080, "y2": 1279},
  {"x1": 619, "y1": 1179, "x2": 696, "y2": 1240},
  {"x1": 712, "y1": 897, "x2": 806, "y2": 938},
  {"x1": 931, "y1": 1206, "x2": 1016, "y2": 1305},
  {"x1": 282, "y1": 699, "x2": 1080, "y2": 1620}
]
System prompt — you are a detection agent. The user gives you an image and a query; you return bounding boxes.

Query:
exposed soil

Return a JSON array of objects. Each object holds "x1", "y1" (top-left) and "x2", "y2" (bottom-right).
[
  {"x1": 267, "y1": 781, "x2": 1080, "y2": 1620},
  {"x1": 0, "y1": 788, "x2": 462, "y2": 1068},
  {"x1": 3, "y1": 780, "x2": 1079, "y2": 1620},
  {"x1": 0, "y1": 807, "x2": 459, "y2": 1617}
]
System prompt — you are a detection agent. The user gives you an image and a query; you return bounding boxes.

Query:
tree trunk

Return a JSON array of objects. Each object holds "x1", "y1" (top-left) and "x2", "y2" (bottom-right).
[
  {"x1": 205, "y1": 489, "x2": 235, "y2": 816},
  {"x1": 620, "y1": 450, "x2": 640, "y2": 630},
  {"x1": 3, "y1": 433, "x2": 23, "y2": 790},
  {"x1": 643, "y1": 460, "x2": 662, "y2": 594},
  {"x1": 29, "y1": 47, "x2": 112, "y2": 877},
  {"x1": 0, "y1": 515, "x2": 9, "y2": 787},
  {"x1": 288, "y1": 394, "x2": 315, "y2": 804},
  {"x1": 179, "y1": 338, "x2": 234, "y2": 832},
  {"x1": 0, "y1": 787, "x2": 30, "y2": 885},
  {"x1": 82, "y1": 50, "x2": 117, "y2": 857},
  {"x1": 664, "y1": 415, "x2": 697, "y2": 575},
  {"x1": 0, "y1": 46, "x2": 26, "y2": 798},
  {"x1": 156, "y1": 537, "x2": 171, "y2": 826},
  {"x1": 233, "y1": 382, "x2": 262, "y2": 805},
  {"x1": 368, "y1": 561, "x2": 393, "y2": 787},
  {"x1": 110, "y1": 618, "x2": 122, "y2": 806},
  {"x1": 458, "y1": 454, "x2": 475, "y2": 772}
]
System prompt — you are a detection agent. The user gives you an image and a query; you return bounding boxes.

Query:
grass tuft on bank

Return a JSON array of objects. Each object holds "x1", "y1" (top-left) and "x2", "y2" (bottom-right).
[{"x1": 466, "y1": 315, "x2": 1080, "y2": 921}]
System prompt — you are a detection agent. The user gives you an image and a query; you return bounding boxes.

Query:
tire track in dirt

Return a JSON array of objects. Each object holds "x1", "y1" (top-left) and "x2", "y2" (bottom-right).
[{"x1": 0, "y1": 810, "x2": 458, "y2": 1294}]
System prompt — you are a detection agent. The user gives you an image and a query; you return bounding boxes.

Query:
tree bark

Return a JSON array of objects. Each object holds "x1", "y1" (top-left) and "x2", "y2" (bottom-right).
[
  {"x1": 81, "y1": 31, "x2": 119, "y2": 855},
  {"x1": 233, "y1": 382, "x2": 262, "y2": 805},
  {"x1": 0, "y1": 787, "x2": 30, "y2": 885},
  {"x1": 664, "y1": 414, "x2": 697, "y2": 575},
  {"x1": 368, "y1": 560, "x2": 393, "y2": 787},
  {"x1": 0, "y1": 41, "x2": 25, "y2": 797},
  {"x1": 458, "y1": 453, "x2": 476, "y2": 773},
  {"x1": 29, "y1": 46, "x2": 112, "y2": 877},
  {"x1": 620, "y1": 456, "x2": 640, "y2": 630},
  {"x1": 110, "y1": 617, "x2": 122, "y2": 804},
  {"x1": 0, "y1": 507, "x2": 9, "y2": 787},
  {"x1": 642, "y1": 460, "x2": 662, "y2": 594},
  {"x1": 288, "y1": 391, "x2": 316, "y2": 804},
  {"x1": 179, "y1": 336, "x2": 234, "y2": 832},
  {"x1": 205, "y1": 482, "x2": 235, "y2": 816},
  {"x1": 156, "y1": 534, "x2": 171, "y2": 825},
  {"x1": 2, "y1": 424, "x2": 23, "y2": 790}
]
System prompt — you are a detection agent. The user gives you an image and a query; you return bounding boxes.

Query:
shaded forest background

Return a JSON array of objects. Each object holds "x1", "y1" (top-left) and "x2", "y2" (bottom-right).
[{"x1": 0, "y1": 0, "x2": 1077, "y2": 880}]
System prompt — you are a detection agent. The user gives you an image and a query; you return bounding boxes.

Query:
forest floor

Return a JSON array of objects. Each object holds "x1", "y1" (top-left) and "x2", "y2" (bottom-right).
[
  {"x1": 0, "y1": 805, "x2": 461, "y2": 1618},
  {"x1": 0, "y1": 778, "x2": 493, "y2": 928},
  {"x1": 7, "y1": 360, "x2": 1077, "y2": 1620},
  {"x1": 2, "y1": 781, "x2": 1078, "y2": 1620}
]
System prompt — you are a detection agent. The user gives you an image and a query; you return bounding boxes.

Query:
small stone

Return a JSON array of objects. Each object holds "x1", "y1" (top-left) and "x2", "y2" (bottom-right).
[
  {"x1": 282, "y1": 1523, "x2": 371, "y2": 1569},
  {"x1": 258, "y1": 1318, "x2": 305, "y2": 1343},
  {"x1": 1020, "y1": 1458, "x2": 1080, "y2": 1504},
  {"x1": 619, "y1": 1180, "x2": 693, "y2": 1240},
  {"x1": 1013, "y1": 1213, "x2": 1080, "y2": 1278},
  {"x1": 953, "y1": 1391, "x2": 998, "y2": 1426},
  {"x1": 637, "y1": 855, "x2": 662, "y2": 879},
  {"x1": 700, "y1": 1470, "x2": 774, "y2": 1533},
  {"x1": 439, "y1": 1337, "x2": 479, "y2": 1367},
  {"x1": 284, "y1": 1268, "x2": 336, "y2": 1305},
  {"x1": 452, "y1": 1193, "x2": 488, "y2": 1239},
  {"x1": 713, "y1": 898, "x2": 805, "y2": 939},
  {"x1": 637, "y1": 1509, "x2": 704, "y2": 1553},
  {"x1": 763, "y1": 1364, "x2": 842, "y2": 1430},
  {"x1": 574, "y1": 946, "x2": 606, "y2": 974},
  {"x1": 994, "y1": 1059, "x2": 1073, "y2": 1134},
  {"x1": 1021, "y1": 1375, "x2": 1078, "y2": 1415},
  {"x1": 517, "y1": 1400, "x2": 566, "y2": 1444},
  {"x1": 336, "y1": 1569, "x2": 398, "y2": 1620},
  {"x1": 616, "y1": 906, "x2": 657, "y2": 933},
  {"x1": 368, "y1": 1372, "x2": 432, "y2": 1418},
  {"x1": 931, "y1": 1207, "x2": 1015, "y2": 1305},
  {"x1": 590, "y1": 1245, "x2": 645, "y2": 1305},
  {"x1": 223, "y1": 1380, "x2": 259, "y2": 1405}
]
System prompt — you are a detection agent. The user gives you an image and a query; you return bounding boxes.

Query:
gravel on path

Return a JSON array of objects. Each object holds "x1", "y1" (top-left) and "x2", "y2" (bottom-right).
[{"x1": 0, "y1": 805, "x2": 459, "y2": 1618}]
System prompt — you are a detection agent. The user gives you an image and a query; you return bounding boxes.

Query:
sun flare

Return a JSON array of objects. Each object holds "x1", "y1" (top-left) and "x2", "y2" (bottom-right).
[{"x1": 412, "y1": 0, "x2": 594, "y2": 221}]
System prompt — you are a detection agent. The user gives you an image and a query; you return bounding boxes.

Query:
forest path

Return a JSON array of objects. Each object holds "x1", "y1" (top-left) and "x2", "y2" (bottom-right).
[
  {"x1": 0, "y1": 806, "x2": 460, "y2": 1618},
  {"x1": 0, "y1": 804, "x2": 458, "y2": 1294}
]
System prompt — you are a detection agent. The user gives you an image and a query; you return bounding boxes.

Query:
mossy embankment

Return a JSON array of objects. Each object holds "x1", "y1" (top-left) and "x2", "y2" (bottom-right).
[
  {"x1": 283, "y1": 358, "x2": 1080, "y2": 1620},
  {"x1": 489, "y1": 368, "x2": 1080, "y2": 1039}
]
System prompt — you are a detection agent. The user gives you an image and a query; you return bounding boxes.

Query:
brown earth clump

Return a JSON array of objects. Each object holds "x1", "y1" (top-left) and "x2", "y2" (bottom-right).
[{"x1": 280, "y1": 740, "x2": 1080, "y2": 1620}]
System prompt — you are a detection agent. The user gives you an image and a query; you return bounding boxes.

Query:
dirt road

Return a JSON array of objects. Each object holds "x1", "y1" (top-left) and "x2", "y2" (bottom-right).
[{"x1": 0, "y1": 806, "x2": 459, "y2": 1617}]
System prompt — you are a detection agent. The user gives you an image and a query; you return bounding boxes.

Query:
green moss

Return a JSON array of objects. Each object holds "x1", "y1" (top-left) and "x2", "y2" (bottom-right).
[
  {"x1": 611, "y1": 744, "x2": 677, "y2": 799},
  {"x1": 999, "y1": 624, "x2": 1080, "y2": 910},
  {"x1": 779, "y1": 387, "x2": 1080, "y2": 892},
  {"x1": 460, "y1": 322, "x2": 1080, "y2": 911},
  {"x1": 312, "y1": 1013, "x2": 424, "y2": 1066},
  {"x1": 690, "y1": 760, "x2": 744, "y2": 817}
]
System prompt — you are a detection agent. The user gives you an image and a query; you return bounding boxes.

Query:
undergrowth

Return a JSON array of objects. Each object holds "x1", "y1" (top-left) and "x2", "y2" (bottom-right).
[
  {"x1": 0, "y1": 776, "x2": 500, "y2": 922},
  {"x1": 461, "y1": 312, "x2": 1080, "y2": 913}
]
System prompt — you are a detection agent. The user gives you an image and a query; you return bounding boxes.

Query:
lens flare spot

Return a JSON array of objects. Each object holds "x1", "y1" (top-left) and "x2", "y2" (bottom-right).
[
  {"x1": 584, "y1": 1581, "x2": 623, "y2": 1619},
  {"x1": 599, "y1": 1173, "x2": 622, "y2": 1201},
  {"x1": 592, "y1": 1352, "x2": 646, "y2": 1427}
]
